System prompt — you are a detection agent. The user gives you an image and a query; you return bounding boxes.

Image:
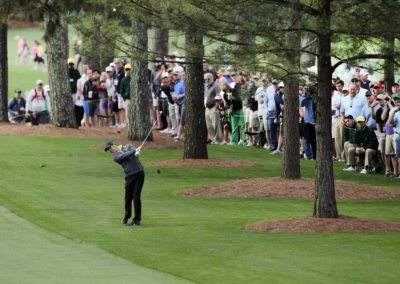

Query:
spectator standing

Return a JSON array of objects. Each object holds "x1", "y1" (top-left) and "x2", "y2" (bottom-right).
[
  {"x1": 221, "y1": 78, "x2": 245, "y2": 145},
  {"x1": 388, "y1": 93, "x2": 400, "y2": 178},
  {"x1": 68, "y1": 57, "x2": 82, "y2": 126},
  {"x1": 272, "y1": 82, "x2": 285, "y2": 155},
  {"x1": 264, "y1": 80, "x2": 280, "y2": 150},
  {"x1": 383, "y1": 95, "x2": 397, "y2": 176},
  {"x1": 76, "y1": 65, "x2": 89, "y2": 127},
  {"x1": 83, "y1": 69, "x2": 100, "y2": 127},
  {"x1": 172, "y1": 71, "x2": 186, "y2": 141},
  {"x1": 359, "y1": 70, "x2": 371, "y2": 90},
  {"x1": 255, "y1": 78, "x2": 270, "y2": 149},
  {"x1": 333, "y1": 80, "x2": 346, "y2": 161},
  {"x1": 120, "y1": 64, "x2": 132, "y2": 127},
  {"x1": 204, "y1": 73, "x2": 222, "y2": 144},
  {"x1": 340, "y1": 83, "x2": 368, "y2": 121},
  {"x1": 8, "y1": 88, "x2": 26, "y2": 124},
  {"x1": 300, "y1": 87, "x2": 316, "y2": 160}
]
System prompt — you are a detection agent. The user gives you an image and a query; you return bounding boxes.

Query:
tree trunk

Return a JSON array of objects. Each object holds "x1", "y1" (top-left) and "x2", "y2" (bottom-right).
[
  {"x1": 183, "y1": 27, "x2": 208, "y2": 159},
  {"x1": 282, "y1": 8, "x2": 301, "y2": 179},
  {"x1": 153, "y1": 26, "x2": 169, "y2": 57},
  {"x1": 313, "y1": 0, "x2": 338, "y2": 218},
  {"x1": 383, "y1": 36, "x2": 395, "y2": 95},
  {"x1": 0, "y1": 22, "x2": 8, "y2": 122},
  {"x1": 44, "y1": 10, "x2": 77, "y2": 128},
  {"x1": 282, "y1": 77, "x2": 300, "y2": 178},
  {"x1": 128, "y1": 20, "x2": 153, "y2": 141}
]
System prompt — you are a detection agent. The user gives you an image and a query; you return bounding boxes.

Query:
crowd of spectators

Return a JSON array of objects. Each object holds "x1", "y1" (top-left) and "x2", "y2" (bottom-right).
[{"x1": 7, "y1": 54, "x2": 400, "y2": 179}]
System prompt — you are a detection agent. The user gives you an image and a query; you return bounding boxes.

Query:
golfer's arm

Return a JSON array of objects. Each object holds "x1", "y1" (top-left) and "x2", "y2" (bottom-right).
[{"x1": 113, "y1": 150, "x2": 135, "y2": 163}]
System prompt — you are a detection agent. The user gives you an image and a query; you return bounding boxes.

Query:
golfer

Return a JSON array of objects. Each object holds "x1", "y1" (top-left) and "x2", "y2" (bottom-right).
[{"x1": 105, "y1": 141, "x2": 144, "y2": 226}]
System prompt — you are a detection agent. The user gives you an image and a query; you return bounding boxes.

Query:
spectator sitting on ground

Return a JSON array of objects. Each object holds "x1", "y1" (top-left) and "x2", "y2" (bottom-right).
[
  {"x1": 345, "y1": 116, "x2": 379, "y2": 174},
  {"x1": 343, "y1": 115, "x2": 358, "y2": 171},
  {"x1": 25, "y1": 80, "x2": 51, "y2": 125},
  {"x1": 8, "y1": 88, "x2": 26, "y2": 124}
]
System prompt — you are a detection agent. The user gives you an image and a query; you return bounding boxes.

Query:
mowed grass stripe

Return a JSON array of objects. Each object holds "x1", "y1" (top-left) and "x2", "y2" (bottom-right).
[{"x1": 0, "y1": 206, "x2": 192, "y2": 284}]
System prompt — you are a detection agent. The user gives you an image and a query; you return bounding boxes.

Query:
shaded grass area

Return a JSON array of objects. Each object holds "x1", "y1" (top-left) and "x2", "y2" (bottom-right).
[
  {"x1": 1, "y1": 135, "x2": 400, "y2": 283},
  {"x1": 0, "y1": 206, "x2": 192, "y2": 284}
]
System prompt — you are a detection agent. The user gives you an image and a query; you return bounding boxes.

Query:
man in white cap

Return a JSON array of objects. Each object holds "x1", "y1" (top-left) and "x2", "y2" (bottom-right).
[{"x1": 25, "y1": 79, "x2": 51, "y2": 125}]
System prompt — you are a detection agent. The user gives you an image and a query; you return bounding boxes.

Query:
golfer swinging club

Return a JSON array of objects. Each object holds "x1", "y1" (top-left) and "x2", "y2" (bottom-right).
[{"x1": 105, "y1": 141, "x2": 144, "y2": 226}]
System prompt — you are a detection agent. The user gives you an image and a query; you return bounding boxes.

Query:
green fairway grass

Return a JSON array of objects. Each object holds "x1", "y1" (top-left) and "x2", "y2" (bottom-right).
[
  {"x1": 1, "y1": 134, "x2": 400, "y2": 283},
  {"x1": 0, "y1": 206, "x2": 192, "y2": 284}
]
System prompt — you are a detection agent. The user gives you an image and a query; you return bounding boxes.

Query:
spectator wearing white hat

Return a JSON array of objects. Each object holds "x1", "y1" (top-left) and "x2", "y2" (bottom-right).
[
  {"x1": 359, "y1": 70, "x2": 371, "y2": 90},
  {"x1": 25, "y1": 79, "x2": 51, "y2": 125}
]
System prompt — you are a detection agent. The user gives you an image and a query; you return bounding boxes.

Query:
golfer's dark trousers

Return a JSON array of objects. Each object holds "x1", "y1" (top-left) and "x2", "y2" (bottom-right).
[{"x1": 124, "y1": 171, "x2": 145, "y2": 222}]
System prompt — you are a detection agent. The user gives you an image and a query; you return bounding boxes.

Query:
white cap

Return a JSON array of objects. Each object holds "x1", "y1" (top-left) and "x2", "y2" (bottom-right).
[
  {"x1": 44, "y1": 85, "x2": 50, "y2": 92},
  {"x1": 360, "y1": 70, "x2": 369, "y2": 76},
  {"x1": 278, "y1": 82, "x2": 285, "y2": 88},
  {"x1": 105, "y1": 66, "x2": 113, "y2": 72},
  {"x1": 161, "y1": 72, "x2": 169, "y2": 79},
  {"x1": 109, "y1": 62, "x2": 116, "y2": 68},
  {"x1": 229, "y1": 82, "x2": 236, "y2": 89},
  {"x1": 36, "y1": 79, "x2": 43, "y2": 85},
  {"x1": 173, "y1": 65, "x2": 184, "y2": 74}
]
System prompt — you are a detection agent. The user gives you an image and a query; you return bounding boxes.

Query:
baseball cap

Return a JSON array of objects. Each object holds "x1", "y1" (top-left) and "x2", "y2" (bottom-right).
[
  {"x1": 44, "y1": 85, "x2": 50, "y2": 92},
  {"x1": 161, "y1": 72, "x2": 169, "y2": 79},
  {"x1": 67, "y1": 57, "x2": 75, "y2": 64},
  {"x1": 344, "y1": 114, "x2": 354, "y2": 120},
  {"x1": 173, "y1": 65, "x2": 184, "y2": 74},
  {"x1": 356, "y1": 116, "x2": 365, "y2": 122},
  {"x1": 104, "y1": 141, "x2": 114, "y2": 152},
  {"x1": 36, "y1": 79, "x2": 43, "y2": 85},
  {"x1": 105, "y1": 66, "x2": 113, "y2": 72},
  {"x1": 124, "y1": 63, "x2": 132, "y2": 70},
  {"x1": 393, "y1": 93, "x2": 400, "y2": 100},
  {"x1": 351, "y1": 77, "x2": 359, "y2": 82},
  {"x1": 109, "y1": 62, "x2": 116, "y2": 68},
  {"x1": 278, "y1": 82, "x2": 285, "y2": 88},
  {"x1": 377, "y1": 94, "x2": 385, "y2": 100},
  {"x1": 374, "y1": 82, "x2": 384, "y2": 88},
  {"x1": 272, "y1": 79, "x2": 281, "y2": 85}
]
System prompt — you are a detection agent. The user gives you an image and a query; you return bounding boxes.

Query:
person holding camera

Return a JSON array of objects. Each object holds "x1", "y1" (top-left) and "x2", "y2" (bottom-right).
[
  {"x1": 105, "y1": 142, "x2": 144, "y2": 226},
  {"x1": 388, "y1": 93, "x2": 400, "y2": 178},
  {"x1": 380, "y1": 94, "x2": 397, "y2": 176},
  {"x1": 8, "y1": 88, "x2": 26, "y2": 124}
]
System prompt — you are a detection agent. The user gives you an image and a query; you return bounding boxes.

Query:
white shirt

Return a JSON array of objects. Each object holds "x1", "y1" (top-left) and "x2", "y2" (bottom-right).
[
  {"x1": 26, "y1": 89, "x2": 50, "y2": 113},
  {"x1": 340, "y1": 92, "x2": 368, "y2": 119},
  {"x1": 255, "y1": 86, "x2": 267, "y2": 116},
  {"x1": 76, "y1": 74, "x2": 89, "y2": 107},
  {"x1": 264, "y1": 85, "x2": 276, "y2": 113}
]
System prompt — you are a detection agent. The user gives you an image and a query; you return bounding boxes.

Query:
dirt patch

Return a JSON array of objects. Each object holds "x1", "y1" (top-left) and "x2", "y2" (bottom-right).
[
  {"x1": 180, "y1": 177, "x2": 400, "y2": 201},
  {"x1": 147, "y1": 158, "x2": 263, "y2": 168},
  {"x1": 244, "y1": 216, "x2": 400, "y2": 233},
  {"x1": 0, "y1": 123, "x2": 182, "y2": 150}
]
